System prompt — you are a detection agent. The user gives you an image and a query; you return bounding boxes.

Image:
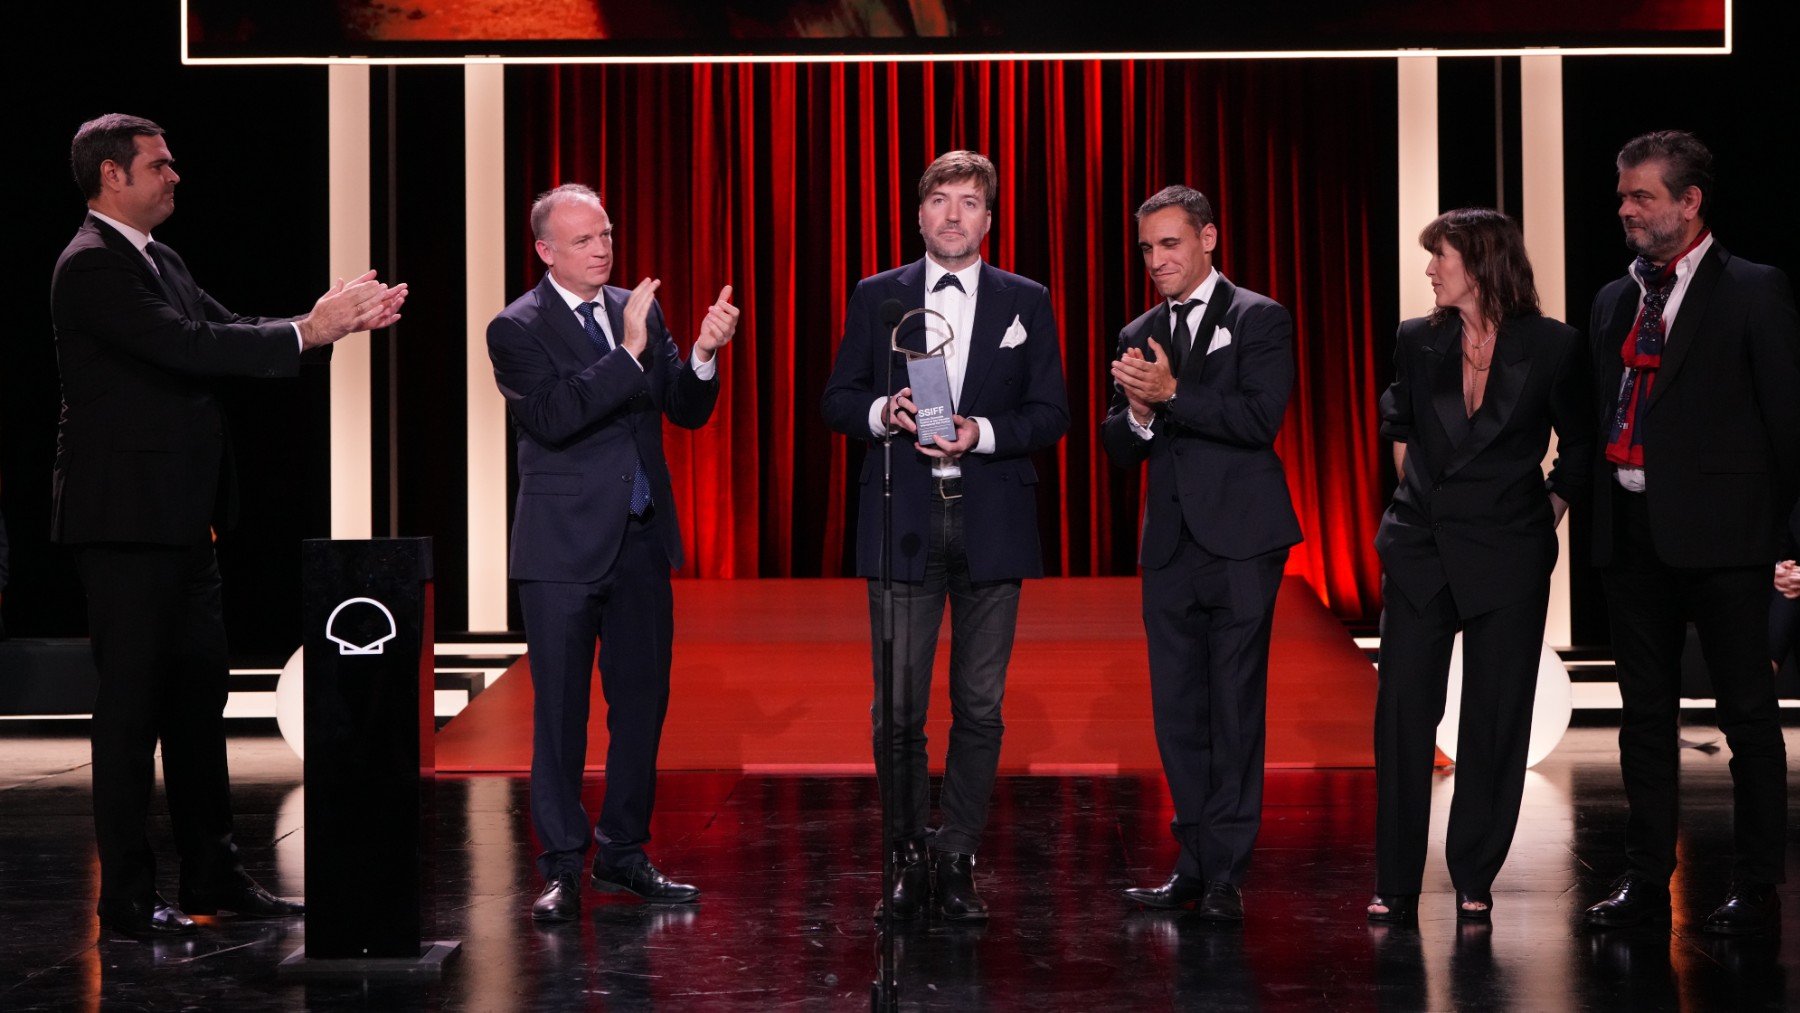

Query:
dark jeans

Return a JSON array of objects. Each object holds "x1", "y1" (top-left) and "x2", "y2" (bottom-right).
[
  {"x1": 520, "y1": 514, "x2": 674, "y2": 879},
  {"x1": 1601, "y1": 489, "x2": 1787, "y2": 884},
  {"x1": 867, "y1": 493, "x2": 1020, "y2": 856},
  {"x1": 1374, "y1": 580, "x2": 1549, "y2": 895}
]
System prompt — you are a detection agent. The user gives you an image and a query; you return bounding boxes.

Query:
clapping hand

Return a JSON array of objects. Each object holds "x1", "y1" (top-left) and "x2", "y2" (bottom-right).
[
  {"x1": 620, "y1": 277, "x2": 661, "y2": 357},
  {"x1": 298, "y1": 270, "x2": 408, "y2": 349},
  {"x1": 694, "y1": 285, "x2": 740, "y2": 361}
]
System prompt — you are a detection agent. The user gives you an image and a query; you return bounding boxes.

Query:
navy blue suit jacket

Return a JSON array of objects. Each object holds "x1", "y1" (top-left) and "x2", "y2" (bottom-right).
[
  {"x1": 487, "y1": 275, "x2": 719, "y2": 582},
  {"x1": 1100, "y1": 275, "x2": 1302, "y2": 567},
  {"x1": 821, "y1": 259, "x2": 1070, "y2": 582}
]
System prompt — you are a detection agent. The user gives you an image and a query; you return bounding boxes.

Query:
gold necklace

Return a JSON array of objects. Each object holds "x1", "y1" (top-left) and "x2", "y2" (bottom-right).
[
  {"x1": 1462, "y1": 322, "x2": 1496, "y2": 415},
  {"x1": 1463, "y1": 347, "x2": 1492, "y2": 416}
]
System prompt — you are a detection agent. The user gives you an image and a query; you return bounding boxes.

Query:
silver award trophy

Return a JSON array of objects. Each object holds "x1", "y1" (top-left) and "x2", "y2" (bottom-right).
[{"x1": 889, "y1": 307, "x2": 955, "y2": 446}]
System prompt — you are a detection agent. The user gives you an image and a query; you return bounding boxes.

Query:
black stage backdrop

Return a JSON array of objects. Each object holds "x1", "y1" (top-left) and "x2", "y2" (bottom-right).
[{"x1": 4, "y1": 1, "x2": 1794, "y2": 655}]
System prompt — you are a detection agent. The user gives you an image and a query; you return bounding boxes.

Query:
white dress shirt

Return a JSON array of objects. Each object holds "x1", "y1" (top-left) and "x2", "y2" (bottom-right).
[
  {"x1": 1613, "y1": 232, "x2": 1713, "y2": 492},
  {"x1": 1128, "y1": 268, "x2": 1221, "y2": 440},
  {"x1": 545, "y1": 274, "x2": 717, "y2": 381},
  {"x1": 92, "y1": 207, "x2": 305, "y2": 351}
]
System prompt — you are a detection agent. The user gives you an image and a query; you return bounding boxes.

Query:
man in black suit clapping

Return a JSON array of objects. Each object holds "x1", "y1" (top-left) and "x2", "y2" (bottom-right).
[{"x1": 51, "y1": 113, "x2": 406, "y2": 940}]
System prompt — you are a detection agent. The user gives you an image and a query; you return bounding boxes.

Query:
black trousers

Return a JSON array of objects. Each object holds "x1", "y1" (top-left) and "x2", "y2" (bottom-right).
[
  {"x1": 1601, "y1": 489, "x2": 1787, "y2": 884},
  {"x1": 73, "y1": 542, "x2": 243, "y2": 905},
  {"x1": 519, "y1": 514, "x2": 674, "y2": 879},
  {"x1": 1373, "y1": 579, "x2": 1548, "y2": 895},
  {"x1": 868, "y1": 492, "x2": 1020, "y2": 856},
  {"x1": 1141, "y1": 534, "x2": 1288, "y2": 885}
]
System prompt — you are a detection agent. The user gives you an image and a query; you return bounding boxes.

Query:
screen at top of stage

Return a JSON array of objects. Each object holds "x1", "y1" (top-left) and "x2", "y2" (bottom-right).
[{"x1": 183, "y1": 0, "x2": 1729, "y2": 63}]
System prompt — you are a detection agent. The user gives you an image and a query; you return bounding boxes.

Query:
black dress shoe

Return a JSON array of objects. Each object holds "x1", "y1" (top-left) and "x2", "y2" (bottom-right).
[
  {"x1": 532, "y1": 872, "x2": 581, "y2": 922},
  {"x1": 1197, "y1": 881, "x2": 1244, "y2": 923},
  {"x1": 98, "y1": 893, "x2": 198, "y2": 939},
  {"x1": 1583, "y1": 874, "x2": 1670, "y2": 929},
  {"x1": 1366, "y1": 892, "x2": 1419, "y2": 925},
  {"x1": 179, "y1": 873, "x2": 304, "y2": 919},
  {"x1": 873, "y1": 838, "x2": 930, "y2": 921},
  {"x1": 592, "y1": 859, "x2": 700, "y2": 905},
  {"x1": 1703, "y1": 882, "x2": 1780, "y2": 936},
  {"x1": 932, "y1": 852, "x2": 989, "y2": 922},
  {"x1": 1456, "y1": 889, "x2": 1493, "y2": 924},
  {"x1": 1125, "y1": 873, "x2": 1208, "y2": 910}
]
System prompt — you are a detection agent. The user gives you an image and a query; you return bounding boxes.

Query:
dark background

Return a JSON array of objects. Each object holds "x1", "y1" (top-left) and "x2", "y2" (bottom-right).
[{"x1": 4, "y1": 1, "x2": 1794, "y2": 660}]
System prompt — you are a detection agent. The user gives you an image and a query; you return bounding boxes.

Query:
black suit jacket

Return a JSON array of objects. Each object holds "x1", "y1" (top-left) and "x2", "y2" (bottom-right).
[
  {"x1": 487, "y1": 275, "x2": 719, "y2": 582},
  {"x1": 1375, "y1": 314, "x2": 1592, "y2": 616},
  {"x1": 1588, "y1": 243, "x2": 1800, "y2": 568},
  {"x1": 1100, "y1": 275, "x2": 1301, "y2": 567},
  {"x1": 820, "y1": 259, "x2": 1070, "y2": 582},
  {"x1": 50, "y1": 214, "x2": 300, "y2": 546}
]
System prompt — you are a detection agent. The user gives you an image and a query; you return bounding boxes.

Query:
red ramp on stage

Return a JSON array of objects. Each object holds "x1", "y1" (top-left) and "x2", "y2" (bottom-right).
[{"x1": 434, "y1": 577, "x2": 1376, "y2": 772}]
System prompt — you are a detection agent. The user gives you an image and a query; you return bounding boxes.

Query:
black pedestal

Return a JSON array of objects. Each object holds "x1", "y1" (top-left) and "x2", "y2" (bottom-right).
[{"x1": 281, "y1": 537, "x2": 457, "y2": 979}]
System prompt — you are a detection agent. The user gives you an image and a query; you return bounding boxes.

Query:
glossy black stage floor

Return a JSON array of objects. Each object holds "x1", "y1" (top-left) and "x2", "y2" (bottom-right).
[{"x1": 1, "y1": 727, "x2": 1795, "y2": 1011}]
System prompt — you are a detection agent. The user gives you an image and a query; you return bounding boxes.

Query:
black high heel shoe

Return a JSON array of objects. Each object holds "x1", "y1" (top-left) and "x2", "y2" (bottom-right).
[
  {"x1": 1367, "y1": 892, "x2": 1419, "y2": 924},
  {"x1": 1456, "y1": 889, "x2": 1493, "y2": 924}
]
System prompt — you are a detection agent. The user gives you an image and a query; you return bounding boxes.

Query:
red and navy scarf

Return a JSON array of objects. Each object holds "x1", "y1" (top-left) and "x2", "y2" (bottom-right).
[{"x1": 1605, "y1": 230, "x2": 1710, "y2": 467}]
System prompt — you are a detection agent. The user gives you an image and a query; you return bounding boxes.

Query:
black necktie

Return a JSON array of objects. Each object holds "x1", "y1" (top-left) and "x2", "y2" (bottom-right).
[
  {"x1": 932, "y1": 273, "x2": 964, "y2": 293},
  {"x1": 145, "y1": 242, "x2": 184, "y2": 310},
  {"x1": 1167, "y1": 299, "x2": 1200, "y2": 377},
  {"x1": 575, "y1": 300, "x2": 653, "y2": 516}
]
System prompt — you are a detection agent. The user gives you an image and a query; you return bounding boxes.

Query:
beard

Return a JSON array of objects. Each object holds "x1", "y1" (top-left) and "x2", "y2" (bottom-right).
[
  {"x1": 1623, "y1": 214, "x2": 1685, "y2": 261},
  {"x1": 923, "y1": 228, "x2": 978, "y2": 262}
]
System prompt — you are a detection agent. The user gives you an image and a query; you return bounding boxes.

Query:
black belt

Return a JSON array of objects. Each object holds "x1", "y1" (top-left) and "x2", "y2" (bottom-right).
[{"x1": 933, "y1": 476, "x2": 963, "y2": 501}]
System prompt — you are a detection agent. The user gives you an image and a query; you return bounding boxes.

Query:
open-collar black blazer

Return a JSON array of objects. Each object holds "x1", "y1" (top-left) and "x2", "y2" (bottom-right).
[{"x1": 1375, "y1": 312, "x2": 1592, "y2": 616}]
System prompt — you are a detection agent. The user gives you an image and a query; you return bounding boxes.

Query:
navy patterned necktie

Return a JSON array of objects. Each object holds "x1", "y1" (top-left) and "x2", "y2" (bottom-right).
[
  {"x1": 932, "y1": 273, "x2": 964, "y2": 293},
  {"x1": 576, "y1": 301, "x2": 653, "y2": 516}
]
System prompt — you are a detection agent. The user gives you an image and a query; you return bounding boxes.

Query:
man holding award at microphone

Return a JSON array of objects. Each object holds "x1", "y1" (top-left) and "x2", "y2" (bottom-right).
[{"x1": 823, "y1": 150, "x2": 1069, "y2": 922}]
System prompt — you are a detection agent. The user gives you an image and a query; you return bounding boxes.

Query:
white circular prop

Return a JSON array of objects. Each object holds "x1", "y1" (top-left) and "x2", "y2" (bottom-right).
[
  {"x1": 275, "y1": 646, "x2": 305, "y2": 761},
  {"x1": 1435, "y1": 636, "x2": 1571, "y2": 768}
]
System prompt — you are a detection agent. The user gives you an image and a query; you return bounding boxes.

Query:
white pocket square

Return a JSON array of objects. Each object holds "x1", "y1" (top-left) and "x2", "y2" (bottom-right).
[
  {"x1": 999, "y1": 316, "x2": 1028, "y2": 349},
  {"x1": 1205, "y1": 326, "x2": 1232, "y2": 355}
]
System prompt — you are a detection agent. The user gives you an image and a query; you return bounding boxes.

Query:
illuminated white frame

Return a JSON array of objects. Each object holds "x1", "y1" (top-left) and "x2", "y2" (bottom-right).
[{"x1": 182, "y1": 0, "x2": 1731, "y2": 65}]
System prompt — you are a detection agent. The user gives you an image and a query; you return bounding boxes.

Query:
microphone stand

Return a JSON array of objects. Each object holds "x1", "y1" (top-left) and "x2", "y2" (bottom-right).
[
  {"x1": 872, "y1": 309, "x2": 900, "y2": 1013},
  {"x1": 872, "y1": 307, "x2": 950, "y2": 1013}
]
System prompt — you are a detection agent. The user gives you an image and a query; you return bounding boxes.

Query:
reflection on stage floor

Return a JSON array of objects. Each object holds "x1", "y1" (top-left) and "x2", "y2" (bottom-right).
[{"x1": 0, "y1": 727, "x2": 1794, "y2": 1010}]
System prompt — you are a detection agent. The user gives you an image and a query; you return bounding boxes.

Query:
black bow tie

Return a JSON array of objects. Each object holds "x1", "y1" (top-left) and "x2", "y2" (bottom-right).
[{"x1": 932, "y1": 273, "x2": 965, "y2": 293}]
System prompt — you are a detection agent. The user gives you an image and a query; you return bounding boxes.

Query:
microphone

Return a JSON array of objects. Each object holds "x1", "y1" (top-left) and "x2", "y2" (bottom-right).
[{"x1": 879, "y1": 298, "x2": 904, "y2": 332}]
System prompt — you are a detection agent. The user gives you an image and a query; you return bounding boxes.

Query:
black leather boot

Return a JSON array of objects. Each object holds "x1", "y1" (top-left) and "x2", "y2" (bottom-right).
[
  {"x1": 873, "y1": 838, "x2": 929, "y2": 921},
  {"x1": 932, "y1": 851, "x2": 989, "y2": 922}
]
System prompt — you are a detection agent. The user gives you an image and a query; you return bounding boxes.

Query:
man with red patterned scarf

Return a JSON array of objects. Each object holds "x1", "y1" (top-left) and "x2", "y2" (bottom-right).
[{"x1": 1582, "y1": 130, "x2": 1800, "y2": 936}]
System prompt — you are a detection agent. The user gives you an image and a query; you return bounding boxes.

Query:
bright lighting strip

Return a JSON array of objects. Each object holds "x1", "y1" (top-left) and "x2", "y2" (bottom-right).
[
  {"x1": 181, "y1": 2, "x2": 1731, "y2": 66},
  {"x1": 181, "y1": 46, "x2": 1735, "y2": 68}
]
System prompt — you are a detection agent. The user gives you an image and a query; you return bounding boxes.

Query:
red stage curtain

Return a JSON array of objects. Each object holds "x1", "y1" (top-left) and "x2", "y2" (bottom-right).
[{"x1": 509, "y1": 60, "x2": 1390, "y2": 618}]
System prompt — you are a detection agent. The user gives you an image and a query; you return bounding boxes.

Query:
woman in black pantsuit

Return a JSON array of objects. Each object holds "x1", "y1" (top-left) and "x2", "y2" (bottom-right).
[{"x1": 1368, "y1": 209, "x2": 1593, "y2": 924}]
